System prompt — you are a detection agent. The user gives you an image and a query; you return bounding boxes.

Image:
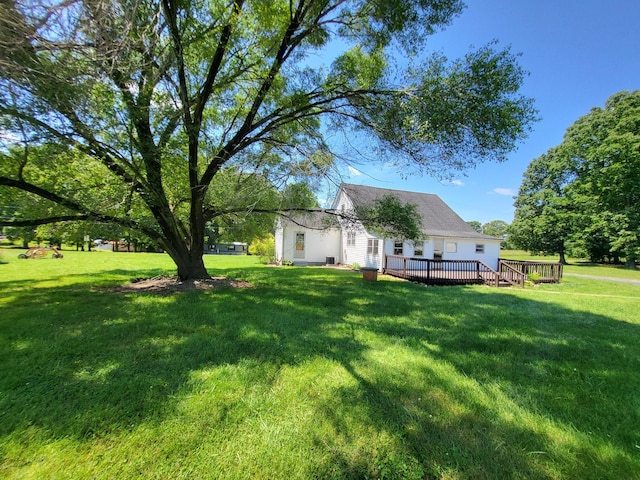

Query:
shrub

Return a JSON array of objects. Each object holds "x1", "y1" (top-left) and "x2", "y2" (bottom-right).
[
  {"x1": 528, "y1": 271, "x2": 541, "y2": 283},
  {"x1": 249, "y1": 235, "x2": 275, "y2": 257}
]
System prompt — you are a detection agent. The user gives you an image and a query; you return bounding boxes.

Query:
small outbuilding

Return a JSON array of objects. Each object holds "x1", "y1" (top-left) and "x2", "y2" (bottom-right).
[{"x1": 206, "y1": 242, "x2": 248, "y2": 255}]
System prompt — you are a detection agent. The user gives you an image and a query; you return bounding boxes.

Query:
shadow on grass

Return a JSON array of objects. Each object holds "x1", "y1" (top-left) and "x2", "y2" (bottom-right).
[{"x1": 1, "y1": 265, "x2": 639, "y2": 478}]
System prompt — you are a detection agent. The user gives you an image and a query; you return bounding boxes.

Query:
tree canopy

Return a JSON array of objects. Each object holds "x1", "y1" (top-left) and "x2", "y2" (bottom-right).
[
  {"x1": 0, "y1": 0, "x2": 536, "y2": 279},
  {"x1": 510, "y1": 91, "x2": 640, "y2": 267}
]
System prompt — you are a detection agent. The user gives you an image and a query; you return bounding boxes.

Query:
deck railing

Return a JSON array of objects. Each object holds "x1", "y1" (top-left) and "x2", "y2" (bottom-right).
[
  {"x1": 498, "y1": 259, "x2": 563, "y2": 283},
  {"x1": 497, "y1": 261, "x2": 526, "y2": 287},
  {"x1": 384, "y1": 255, "x2": 501, "y2": 286}
]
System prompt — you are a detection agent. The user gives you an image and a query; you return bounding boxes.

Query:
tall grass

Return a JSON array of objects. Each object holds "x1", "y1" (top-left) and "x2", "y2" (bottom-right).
[{"x1": 1, "y1": 250, "x2": 639, "y2": 479}]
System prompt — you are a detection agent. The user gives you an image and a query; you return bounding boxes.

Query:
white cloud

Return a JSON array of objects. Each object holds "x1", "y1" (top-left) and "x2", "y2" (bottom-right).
[
  {"x1": 448, "y1": 179, "x2": 464, "y2": 186},
  {"x1": 492, "y1": 188, "x2": 515, "y2": 196},
  {"x1": 347, "y1": 165, "x2": 361, "y2": 176}
]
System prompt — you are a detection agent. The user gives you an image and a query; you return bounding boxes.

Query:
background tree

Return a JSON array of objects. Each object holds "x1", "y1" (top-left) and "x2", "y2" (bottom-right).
[
  {"x1": 355, "y1": 195, "x2": 424, "y2": 241},
  {"x1": 509, "y1": 147, "x2": 576, "y2": 264},
  {"x1": 0, "y1": 0, "x2": 537, "y2": 280},
  {"x1": 466, "y1": 220, "x2": 482, "y2": 233},
  {"x1": 482, "y1": 219, "x2": 510, "y2": 248},
  {"x1": 511, "y1": 90, "x2": 639, "y2": 268},
  {"x1": 562, "y1": 91, "x2": 640, "y2": 268}
]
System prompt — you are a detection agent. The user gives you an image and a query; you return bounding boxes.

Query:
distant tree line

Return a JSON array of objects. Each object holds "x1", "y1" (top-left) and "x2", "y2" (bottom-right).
[
  {"x1": 466, "y1": 219, "x2": 513, "y2": 249},
  {"x1": 509, "y1": 91, "x2": 639, "y2": 268},
  {"x1": 1, "y1": 175, "x2": 317, "y2": 252}
]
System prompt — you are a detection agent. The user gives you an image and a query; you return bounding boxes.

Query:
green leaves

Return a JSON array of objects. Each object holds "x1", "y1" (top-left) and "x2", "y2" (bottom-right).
[
  {"x1": 0, "y1": 0, "x2": 537, "y2": 278},
  {"x1": 356, "y1": 195, "x2": 424, "y2": 241},
  {"x1": 360, "y1": 42, "x2": 537, "y2": 177},
  {"x1": 512, "y1": 91, "x2": 640, "y2": 266}
]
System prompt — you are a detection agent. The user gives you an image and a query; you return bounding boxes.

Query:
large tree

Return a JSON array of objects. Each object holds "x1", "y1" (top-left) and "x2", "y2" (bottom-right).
[
  {"x1": 562, "y1": 91, "x2": 640, "y2": 268},
  {"x1": 509, "y1": 147, "x2": 577, "y2": 264},
  {"x1": 0, "y1": 0, "x2": 536, "y2": 280},
  {"x1": 511, "y1": 91, "x2": 640, "y2": 267}
]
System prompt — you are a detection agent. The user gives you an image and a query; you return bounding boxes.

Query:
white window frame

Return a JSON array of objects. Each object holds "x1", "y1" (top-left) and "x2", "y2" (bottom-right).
[
  {"x1": 393, "y1": 240, "x2": 403, "y2": 255},
  {"x1": 347, "y1": 231, "x2": 356, "y2": 247},
  {"x1": 446, "y1": 242, "x2": 457, "y2": 253},
  {"x1": 367, "y1": 238, "x2": 379, "y2": 255},
  {"x1": 414, "y1": 241, "x2": 424, "y2": 257},
  {"x1": 475, "y1": 244, "x2": 485, "y2": 254}
]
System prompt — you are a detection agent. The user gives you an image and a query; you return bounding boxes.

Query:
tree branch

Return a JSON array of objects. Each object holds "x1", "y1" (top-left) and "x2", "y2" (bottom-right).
[
  {"x1": 199, "y1": 2, "x2": 309, "y2": 187},
  {"x1": 193, "y1": 0, "x2": 245, "y2": 128},
  {"x1": 0, "y1": 215, "x2": 89, "y2": 227},
  {"x1": 0, "y1": 176, "x2": 159, "y2": 237}
]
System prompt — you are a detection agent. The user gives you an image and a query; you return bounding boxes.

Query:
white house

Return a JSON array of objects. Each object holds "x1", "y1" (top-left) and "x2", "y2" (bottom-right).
[{"x1": 274, "y1": 183, "x2": 501, "y2": 270}]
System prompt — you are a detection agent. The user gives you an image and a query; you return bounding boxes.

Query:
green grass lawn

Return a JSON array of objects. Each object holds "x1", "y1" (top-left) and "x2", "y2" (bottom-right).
[
  {"x1": 501, "y1": 249, "x2": 640, "y2": 280},
  {"x1": 1, "y1": 250, "x2": 639, "y2": 479}
]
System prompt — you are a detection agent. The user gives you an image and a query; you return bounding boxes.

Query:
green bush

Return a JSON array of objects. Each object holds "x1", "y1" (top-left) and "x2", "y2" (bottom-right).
[
  {"x1": 249, "y1": 234, "x2": 275, "y2": 257},
  {"x1": 527, "y1": 271, "x2": 541, "y2": 283}
]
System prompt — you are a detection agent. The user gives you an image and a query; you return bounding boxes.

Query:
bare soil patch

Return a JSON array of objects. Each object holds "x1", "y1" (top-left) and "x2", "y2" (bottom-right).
[{"x1": 108, "y1": 275, "x2": 253, "y2": 295}]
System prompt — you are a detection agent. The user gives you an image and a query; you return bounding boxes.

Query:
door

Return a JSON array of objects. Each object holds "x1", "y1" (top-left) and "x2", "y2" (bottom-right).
[{"x1": 294, "y1": 232, "x2": 305, "y2": 259}]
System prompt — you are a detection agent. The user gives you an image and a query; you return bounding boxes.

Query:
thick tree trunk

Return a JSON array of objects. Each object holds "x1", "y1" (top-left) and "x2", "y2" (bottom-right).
[
  {"x1": 159, "y1": 218, "x2": 210, "y2": 281},
  {"x1": 558, "y1": 251, "x2": 567, "y2": 265},
  {"x1": 558, "y1": 242, "x2": 568, "y2": 265},
  {"x1": 161, "y1": 237, "x2": 209, "y2": 280},
  {"x1": 175, "y1": 253, "x2": 209, "y2": 280}
]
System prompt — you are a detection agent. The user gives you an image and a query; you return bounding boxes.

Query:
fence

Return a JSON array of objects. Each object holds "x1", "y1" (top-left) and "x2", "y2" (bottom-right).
[{"x1": 498, "y1": 259, "x2": 563, "y2": 283}]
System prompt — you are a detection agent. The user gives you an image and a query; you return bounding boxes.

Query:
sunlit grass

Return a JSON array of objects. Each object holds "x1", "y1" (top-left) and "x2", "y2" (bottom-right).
[
  {"x1": 501, "y1": 249, "x2": 640, "y2": 280},
  {"x1": 1, "y1": 249, "x2": 639, "y2": 479}
]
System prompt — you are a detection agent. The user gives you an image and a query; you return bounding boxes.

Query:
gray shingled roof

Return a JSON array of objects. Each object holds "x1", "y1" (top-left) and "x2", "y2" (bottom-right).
[{"x1": 340, "y1": 183, "x2": 499, "y2": 240}]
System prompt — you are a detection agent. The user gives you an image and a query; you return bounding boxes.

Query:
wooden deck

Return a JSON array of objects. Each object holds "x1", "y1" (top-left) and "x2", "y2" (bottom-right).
[
  {"x1": 383, "y1": 256, "x2": 563, "y2": 287},
  {"x1": 384, "y1": 256, "x2": 504, "y2": 286}
]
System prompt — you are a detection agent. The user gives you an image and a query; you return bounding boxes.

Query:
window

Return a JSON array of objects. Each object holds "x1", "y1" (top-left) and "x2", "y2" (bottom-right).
[
  {"x1": 394, "y1": 240, "x2": 403, "y2": 255},
  {"x1": 414, "y1": 241, "x2": 424, "y2": 257},
  {"x1": 446, "y1": 242, "x2": 457, "y2": 253},
  {"x1": 347, "y1": 231, "x2": 356, "y2": 247},
  {"x1": 433, "y1": 238, "x2": 444, "y2": 254},
  {"x1": 367, "y1": 238, "x2": 379, "y2": 255},
  {"x1": 475, "y1": 244, "x2": 485, "y2": 254}
]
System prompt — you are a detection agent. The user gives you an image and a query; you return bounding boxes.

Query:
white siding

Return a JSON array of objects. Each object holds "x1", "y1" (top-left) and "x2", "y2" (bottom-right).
[
  {"x1": 384, "y1": 237, "x2": 500, "y2": 270},
  {"x1": 278, "y1": 225, "x2": 341, "y2": 265},
  {"x1": 439, "y1": 238, "x2": 501, "y2": 269},
  {"x1": 341, "y1": 228, "x2": 383, "y2": 269},
  {"x1": 334, "y1": 189, "x2": 383, "y2": 270},
  {"x1": 275, "y1": 220, "x2": 284, "y2": 263}
]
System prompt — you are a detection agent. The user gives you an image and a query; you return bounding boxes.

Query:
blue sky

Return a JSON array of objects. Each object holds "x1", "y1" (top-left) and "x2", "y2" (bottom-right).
[{"x1": 332, "y1": 0, "x2": 640, "y2": 224}]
